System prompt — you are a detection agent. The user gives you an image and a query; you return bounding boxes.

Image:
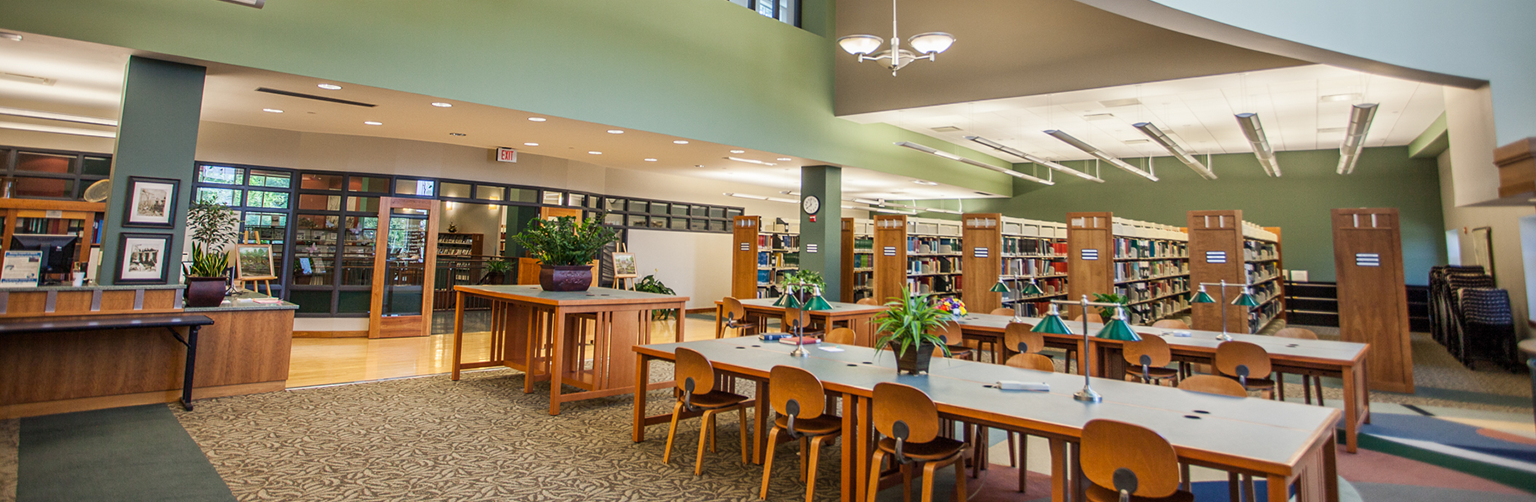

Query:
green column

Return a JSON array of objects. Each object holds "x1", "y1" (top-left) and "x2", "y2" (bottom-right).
[
  {"x1": 100, "y1": 57, "x2": 206, "y2": 285},
  {"x1": 798, "y1": 165, "x2": 842, "y2": 301}
]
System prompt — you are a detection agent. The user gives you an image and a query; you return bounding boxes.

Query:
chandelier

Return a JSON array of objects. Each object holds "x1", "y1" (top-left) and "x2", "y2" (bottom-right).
[{"x1": 836, "y1": 0, "x2": 954, "y2": 76}]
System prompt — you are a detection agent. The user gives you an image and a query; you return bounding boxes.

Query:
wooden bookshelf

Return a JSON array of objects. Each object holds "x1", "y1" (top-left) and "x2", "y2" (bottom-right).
[
  {"x1": 871, "y1": 215, "x2": 908, "y2": 304},
  {"x1": 997, "y1": 217, "x2": 1069, "y2": 316},
  {"x1": 841, "y1": 218, "x2": 874, "y2": 303},
  {"x1": 904, "y1": 217, "x2": 964, "y2": 298},
  {"x1": 1066, "y1": 212, "x2": 1113, "y2": 320},
  {"x1": 1332, "y1": 208, "x2": 1413, "y2": 393},
  {"x1": 756, "y1": 220, "x2": 800, "y2": 298},
  {"x1": 1187, "y1": 210, "x2": 1283, "y2": 333},
  {"x1": 1110, "y1": 218, "x2": 1191, "y2": 325},
  {"x1": 437, "y1": 232, "x2": 483, "y2": 257},
  {"x1": 960, "y1": 213, "x2": 1003, "y2": 314},
  {"x1": 730, "y1": 215, "x2": 759, "y2": 299}
]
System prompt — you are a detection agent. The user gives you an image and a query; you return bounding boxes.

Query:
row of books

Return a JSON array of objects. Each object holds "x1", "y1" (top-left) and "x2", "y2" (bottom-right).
[
  {"x1": 1246, "y1": 261, "x2": 1281, "y2": 283},
  {"x1": 1003, "y1": 237, "x2": 1067, "y2": 256},
  {"x1": 1114, "y1": 260, "x2": 1189, "y2": 282},
  {"x1": 853, "y1": 236, "x2": 874, "y2": 252},
  {"x1": 910, "y1": 256, "x2": 961, "y2": 275},
  {"x1": 907, "y1": 275, "x2": 961, "y2": 296},
  {"x1": 909, "y1": 236, "x2": 961, "y2": 254},
  {"x1": 1000, "y1": 277, "x2": 1067, "y2": 303},
  {"x1": 850, "y1": 253, "x2": 874, "y2": 269},
  {"x1": 1125, "y1": 295, "x2": 1192, "y2": 325},
  {"x1": 1116, "y1": 277, "x2": 1189, "y2": 305},
  {"x1": 1001, "y1": 258, "x2": 1068, "y2": 277},
  {"x1": 757, "y1": 251, "x2": 799, "y2": 268},
  {"x1": 1247, "y1": 299, "x2": 1284, "y2": 332},
  {"x1": 1114, "y1": 238, "x2": 1188, "y2": 260},
  {"x1": 757, "y1": 233, "x2": 800, "y2": 250},
  {"x1": 1244, "y1": 240, "x2": 1279, "y2": 261}
]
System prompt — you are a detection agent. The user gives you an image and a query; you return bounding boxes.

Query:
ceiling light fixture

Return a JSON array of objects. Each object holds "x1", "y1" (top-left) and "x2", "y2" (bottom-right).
[
  {"x1": 964, "y1": 135, "x2": 1102, "y2": 183},
  {"x1": 867, "y1": 206, "x2": 918, "y2": 215},
  {"x1": 528, "y1": 117, "x2": 547, "y2": 122},
  {"x1": 644, "y1": 158, "x2": 657, "y2": 162},
  {"x1": 524, "y1": 142, "x2": 538, "y2": 146},
  {"x1": 673, "y1": 140, "x2": 689, "y2": 144},
  {"x1": 215, "y1": 0, "x2": 265, "y2": 8},
  {"x1": 777, "y1": 158, "x2": 792, "y2": 161},
  {"x1": 836, "y1": 0, "x2": 954, "y2": 76},
  {"x1": 0, "y1": 120, "x2": 115, "y2": 138},
  {"x1": 1320, "y1": 93, "x2": 1360, "y2": 103},
  {"x1": 317, "y1": 83, "x2": 342, "y2": 90},
  {"x1": 262, "y1": 108, "x2": 283, "y2": 114},
  {"x1": 608, "y1": 130, "x2": 624, "y2": 134},
  {"x1": 363, "y1": 121, "x2": 382, "y2": 126},
  {"x1": 912, "y1": 180, "x2": 938, "y2": 185},
  {"x1": 0, "y1": 106, "x2": 118, "y2": 127},
  {"x1": 724, "y1": 192, "x2": 768, "y2": 200},
  {"x1": 1337, "y1": 103, "x2": 1379, "y2": 175},
  {"x1": 924, "y1": 207, "x2": 962, "y2": 214},
  {"x1": 588, "y1": 151, "x2": 602, "y2": 155},
  {"x1": 730, "y1": 149, "x2": 745, "y2": 154},
  {"x1": 0, "y1": 32, "x2": 22, "y2": 42},
  {"x1": 431, "y1": 102, "x2": 452, "y2": 108},
  {"x1": 1133, "y1": 122, "x2": 1216, "y2": 180},
  {"x1": 1044, "y1": 130, "x2": 1158, "y2": 182},
  {"x1": 895, "y1": 141, "x2": 1053, "y2": 186},
  {"x1": 1235, "y1": 113, "x2": 1281, "y2": 177},
  {"x1": 726, "y1": 156, "x2": 777, "y2": 166}
]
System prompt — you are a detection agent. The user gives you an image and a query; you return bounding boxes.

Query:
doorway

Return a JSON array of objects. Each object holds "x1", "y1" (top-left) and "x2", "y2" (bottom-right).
[{"x1": 369, "y1": 197, "x2": 440, "y2": 338}]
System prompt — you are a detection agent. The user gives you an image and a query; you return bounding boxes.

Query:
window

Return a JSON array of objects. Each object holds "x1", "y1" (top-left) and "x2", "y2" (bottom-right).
[
  {"x1": 0, "y1": 148, "x2": 112, "y2": 200},
  {"x1": 395, "y1": 179, "x2": 435, "y2": 197},
  {"x1": 728, "y1": 0, "x2": 799, "y2": 26}
]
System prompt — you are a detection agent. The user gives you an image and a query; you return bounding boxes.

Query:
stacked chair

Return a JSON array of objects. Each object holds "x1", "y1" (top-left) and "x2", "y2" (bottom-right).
[{"x1": 1429, "y1": 265, "x2": 1520, "y2": 369}]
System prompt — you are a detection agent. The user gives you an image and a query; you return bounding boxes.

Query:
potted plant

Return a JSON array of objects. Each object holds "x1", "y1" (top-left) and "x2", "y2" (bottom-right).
[
  {"x1": 633, "y1": 274, "x2": 676, "y2": 320},
  {"x1": 479, "y1": 259, "x2": 512, "y2": 285},
  {"x1": 873, "y1": 288, "x2": 953, "y2": 374},
  {"x1": 184, "y1": 200, "x2": 239, "y2": 307},
  {"x1": 511, "y1": 214, "x2": 619, "y2": 292},
  {"x1": 1091, "y1": 293, "x2": 1130, "y2": 320},
  {"x1": 782, "y1": 269, "x2": 825, "y2": 303}
]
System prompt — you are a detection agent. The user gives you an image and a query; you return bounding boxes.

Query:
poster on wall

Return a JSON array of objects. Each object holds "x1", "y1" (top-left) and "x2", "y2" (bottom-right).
[
  {"x1": 612, "y1": 252, "x2": 637, "y2": 279},
  {"x1": 0, "y1": 250, "x2": 42, "y2": 288},
  {"x1": 116, "y1": 233, "x2": 172, "y2": 284},
  {"x1": 123, "y1": 177, "x2": 179, "y2": 228}
]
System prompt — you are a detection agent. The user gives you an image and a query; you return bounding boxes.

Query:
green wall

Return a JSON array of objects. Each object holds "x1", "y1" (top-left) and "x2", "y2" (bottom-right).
[
  {"x1": 969, "y1": 146, "x2": 1446, "y2": 284},
  {"x1": 0, "y1": 0, "x2": 1013, "y2": 197}
]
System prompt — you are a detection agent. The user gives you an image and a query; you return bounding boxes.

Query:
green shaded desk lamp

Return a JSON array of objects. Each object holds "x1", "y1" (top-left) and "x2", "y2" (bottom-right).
[
  {"x1": 1190, "y1": 280, "x2": 1260, "y2": 341},
  {"x1": 790, "y1": 287, "x2": 833, "y2": 357},
  {"x1": 1032, "y1": 295, "x2": 1130, "y2": 404}
]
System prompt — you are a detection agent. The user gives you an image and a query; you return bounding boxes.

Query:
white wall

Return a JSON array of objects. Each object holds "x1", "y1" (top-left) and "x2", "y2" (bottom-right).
[
  {"x1": 1438, "y1": 151, "x2": 1534, "y2": 334},
  {"x1": 626, "y1": 229, "x2": 733, "y2": 311}
]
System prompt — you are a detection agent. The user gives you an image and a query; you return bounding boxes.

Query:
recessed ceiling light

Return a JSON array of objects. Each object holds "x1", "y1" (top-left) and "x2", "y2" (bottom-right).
[
  {"x1": 1083, "y1": 113, "x2": 1116, "y2": 121},
  {"x1": 673, "y1": 140, "x2": 689, "y2": 144},
  {"x1": 431, "y1": 102, "x2": 452, "y2": 108},
  {"x1": 0, "y1": 32, "x2": 22, "y2": 42},
  {"x1": 730, "y1": 149, "x2": 745, "y2": 154},
  {"x1": 1320, "y1": 93, "x2": 1360, "y2": 103},
  {"x1": 588, "y1": 151, "x2": 601, "y2": 155},
  {"x1": 644, "y1": 158, "x2": 657, "y2": 162},
  {"x1": 524, "y1": 142, "x2": 539, "y2": 146},
  {"x1": 317, "y1": 83, "x2": 342, "y2": 90},
  {"x1": 364, "y1": 121, "x2": 382, "y2": 126},
  {"x1": 449, "y1": 132, "x2": 466, "y2": 137},
  {"x1": 912, "y1": 180, "x2": 938, "y2": 185},
  {"x1": 777, "y1": 158, "x2": 792, "y2": 161},
  {"x1": 528, "y1": 117, "x2": 547, "y2": 122},
  {"x1": 262, "y1": 108, "x2": 283, "y2": 113},
  {"x1": 607, "y1": 129, "x2": 624, "y2": 134}
]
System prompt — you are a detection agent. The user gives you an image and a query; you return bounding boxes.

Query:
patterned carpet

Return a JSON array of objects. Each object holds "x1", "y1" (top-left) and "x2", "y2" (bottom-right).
[{"x1": 0, "y1": 419, "x2": 14, "y2": 502}]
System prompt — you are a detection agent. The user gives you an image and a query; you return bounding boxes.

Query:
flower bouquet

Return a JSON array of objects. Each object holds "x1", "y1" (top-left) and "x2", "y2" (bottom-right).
[{"x1": 934, "y1": 296, "x2": 967, "y2": 320}]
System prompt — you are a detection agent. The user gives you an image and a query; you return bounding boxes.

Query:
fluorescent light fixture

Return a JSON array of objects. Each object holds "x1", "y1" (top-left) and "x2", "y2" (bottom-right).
[
  {"x1": 777, "y1": 158, "x2": 792, "y2": 161},
  {"x1": 868, "y1": 206, "x2": 917, "y2": 215},
  {"x1": 1320, "y1": 93, "x2": 1359, "y2": 103},
  {"x1": 1337, "y1": 103, "x2": 1378, "y2": 175},
  {"x1": 766, "y1": 197, "x2": 798, "y2": 204},
  {"x1": 724, "y1": 192, "x2": 769, "y2": 200},
  {"x1": 1044, "y1": 130, "x2": 1158, "y2": 181},
  {"x1": 964, "y1": 135, "x2": 1102, "y2": 183},
  {"x1": 216, "y1": 0, "x2": 265, "y2": 8},
  {"x1": 912, "y1": 179, "x2": 938, "y2": 185},
  {"x1": 1082, "y1": 113, "x2": 1116, "y2": 121},
  {"x1": 1235, "y1": 113, "x2": 1281, "y2": 177},
  {"x1": 730, "y1": 149, "x2": 745, "y2": 154},
  {"x1": 528, "y1": 117, "x2": 547, "y2": 122},
  {"x1": 924, "y1": 208, "x2": 963, "y2": 214},
  {"x1": 1133, "y1": 122, "x2": 1216, "y2": 180},
  {"x1": 588, "y1": 151, "x2": 602, "y2": 155},
  {"x1": 363, "y1": 121, "x2": 382, "y2": 126},
  {"x1": 523, "y1": 142, "x2": 538, "y2": 146},
  {"x1": 852, "y1": 198, "x2": 884, "y2": 205},
  {"x1": 894, "y1": 141, "x2": 1053, "y2": 186},
  {"x1": 608, "y1": 129, "x2": 624, "y2": 134},
  {"x1": 644, "y1": 158, "x2": 657, "y2": 162},
  {"x1": 431, "y1": 102, "x2": 452, "y2": 108},
  {"x1": 0, "y1": 120, "x2": 115, "y2": 138},
  {"x1": 673, "y1": 140, "x2": 689, "y2": 144},
  {"x1": 0, "y1": 106, "x2": 118, "y2": 127},
  {"x1": 317, "y1": 83, "x2": 342, "y2": 90},
  {"x1": 0, "y1": 32, "x2": 22, "y2": 42},
  {"x1": 726, "y1": 156, "x2": 776, "y2": 166},
  {"x1": 262, "y1": 108, "x2": 283, "y2": 114}
]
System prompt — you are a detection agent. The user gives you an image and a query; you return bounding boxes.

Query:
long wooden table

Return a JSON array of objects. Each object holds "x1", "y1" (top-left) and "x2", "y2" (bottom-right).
[
  {"x1": 713, "y1": 298, "x2": 886, "y2": 344},
  {"x1": 451, "y1": 285, "x2": 687, "y2": 415},
  {"x1": 634, "y1": 338, "x2": 1340, "y2": 502},
  {"x1": 953, "y1": 313, "x2": 1371, "y2": 453}
]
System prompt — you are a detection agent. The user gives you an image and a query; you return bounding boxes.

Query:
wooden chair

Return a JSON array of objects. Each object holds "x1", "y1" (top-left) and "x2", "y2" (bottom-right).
[
  {"x1": 1002, "y1": 350, "x2": 1053, "y2": 493},
  {"x1": 1123, "y1": 335, "x2": 1180, "y2": 386},
  {"x1": 664, "y1": 348, "x2": 750, "y2": 475},
  {"x1": 856, "y1": 298, "x2": 878, "y2": 306},
  {"x1": 1175, "y1": 376, "x2": 1255, "y2": 501},
  {"x1": 1004, "y1": 353, "x2": 1055, "y2": 372},
  {"x1": 824, "y1": 327, "x2": 856, "y2": 346},
  {"x1": 1081, "y1": 419, "x2": 1194, "y2": 502},
  {"x1": 867, "y1": 382, "x2": 968, "y2": 502},
  {"x1": 932, "y1": 322, "x2": 975, "y2": 361},
  {"x1": 989, "y1": 307, "x2": 1015, "y2": 316},
  {"x1": 721, "y1": 297, "x2": 758, "y2": 338},
  {"x1": 1274, "y1": 327, "x2": 1327, "y2": 405},
  {"x1": 1214, "y1": 341, "x2": 1276, "y2": 400},
  {"x1": 1003, "y1": 321, "x2": 1074, "y2": 374},
  {"x1": 760, "y1": 366, "x2": 842, "y2": 502},
  {"x1": 782, "y1": 308, "x2": 824, "y2": 338},
  {"x1": 1151, "y1": 319, "x2": 1194, "y2": 377}
]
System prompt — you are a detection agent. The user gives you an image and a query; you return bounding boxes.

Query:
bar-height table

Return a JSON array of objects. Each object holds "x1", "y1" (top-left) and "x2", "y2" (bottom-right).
[
  {"x1": 713, "y1": 298, "x2": 886, "y2": 344},
  {"x1": 633, "y1": 338, "x2": 1341, "y2": 502},
  {"x1": 451, "y1": 285, "x2": 687, "y2": 415},
  {"x1": 954, "y1": 312, "x2": 1371, "y2": 453}
]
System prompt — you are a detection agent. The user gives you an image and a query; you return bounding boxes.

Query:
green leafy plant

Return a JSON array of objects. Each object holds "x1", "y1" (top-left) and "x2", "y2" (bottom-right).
[
  {"x1": 184, "y1": 201, "x2": 239, "y2": 278},
  {"x1": 634, "y1": 274, "x2": 676, "y2": 320},
  {"x1": 782, "y1": 269, "x2": 825, "y2": 292},
  {"x1": 185, "y1": 243, "x2": 230, "y2": 278},
  {"x1": 873, "y1": 288, "x2": 952, "y2": 358},
  {"x1": 1091, "y1": 292, "x2": 1130, "y2": 319},
  {"x1": 511, "y1": 215, "x2": 620, "y2": 266}
]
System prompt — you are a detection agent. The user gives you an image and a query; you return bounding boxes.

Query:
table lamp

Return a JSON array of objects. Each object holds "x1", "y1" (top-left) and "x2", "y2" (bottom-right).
[
  {"x1": 1191, "y1": 279, "x2": 1260, "y2": 341},
  {"x1": 1095, "y1": 306, "x2": 1140, "y2": 341}
]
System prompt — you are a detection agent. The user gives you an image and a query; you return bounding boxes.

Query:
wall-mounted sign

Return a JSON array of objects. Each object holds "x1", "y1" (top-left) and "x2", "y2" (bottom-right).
[
  {"x1": 974, "y1": 247, "x2": 989, "y2": 258},
  {"x1": 883, "y1": 246, "x2": 896, "y2": 256},
  {"x1": 495, "y1": 147, "x2": 518, "y2": 163},
  {"x1": 1080, "y1": 249, "x2": 1099, "y2": 261},
  {"x1": 740, "y1": 242, "x2": 749, "y2": 251},
  {"x1": 806, "y1": 243, "x2": 818, "y2": 253},
  {"x1": 1355, "y1": 253, "x2": 1380, "y2": 267},
  {"x1": 1205, "y1": 251, "x2": 1227, "y2": 264}
]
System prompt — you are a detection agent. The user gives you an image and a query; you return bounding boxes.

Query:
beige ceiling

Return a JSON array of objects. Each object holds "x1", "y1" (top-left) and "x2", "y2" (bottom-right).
[{"x1": 834, "y1": 0, "x2": 1308, "y2": 117}]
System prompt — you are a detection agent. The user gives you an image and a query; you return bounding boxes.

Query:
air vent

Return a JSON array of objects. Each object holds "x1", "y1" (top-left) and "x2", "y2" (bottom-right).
[
  {"x1": 1317, "y1": 127, "x2": 1346, "y2": 133},
  {"x1": 930, "y1": 126, "x2": 963, "y2": 133},
  {"x1": 1123, "y1": 139, "x2": 1151, "y2": 145},
  {"x1": 1083, "y1": 113, "x2": 1116, "y2": 121},
  {"x1": 973, "y1": 191, "x2": 992, "y2": 196},
  {"x1": 1099, "y1": 98, "x2": 1142, "y2": 108},
  {"x1": 255, "y1": 87, "x2": 376, "y2": 107}
]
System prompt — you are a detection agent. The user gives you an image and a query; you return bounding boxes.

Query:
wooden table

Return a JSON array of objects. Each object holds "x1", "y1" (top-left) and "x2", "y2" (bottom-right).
[
  {"x1": 0, "y1": 314, "x2": 214, "y2": 411},
  {"x1": 633, "y1": 338, "x2": 1340, "y2": 502},
  {"x1": 713, "y1": 298, "x2": 886, "y2": 344},
  {"x1": 451, "y1": 285, "x2": 687, "y2": 415},
  {"x1": 953, "y1": 312, "x2": 1372, "y2": 453}
]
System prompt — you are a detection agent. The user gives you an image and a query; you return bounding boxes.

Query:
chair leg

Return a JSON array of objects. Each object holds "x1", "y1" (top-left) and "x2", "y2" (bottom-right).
[
  {"x1": 1277, "y1": 373, "x2": 1287, "y2": 401},
  {"x1": 739, "y1": 406, "x2": 750, "y2": 464},
  {"x1": 1303, "y1": 375, "x2": 1313, "y2": 405},
  {"x1": 1180, "y1": 462, "x2": 1191, "y2": 492},
  {"x1": 806, "y1": 434, "x2": 828, "y2": 502},
  {"x1": 1315, "y1": 376, "x2": 1326, "y2": 407},
  {"x1": 799, "y1": 436, "x2": 809, "y2": 482},
  {"x1": 954, "y1": 457, "x2": 968, "y2": 502},
  {"x1": 760, "y1": 426, "x2": 782, "y2": 499},
  {"x1": 1242, "y1": 474, "x2": 1256, "y2": 502},
  {"x1": 1018, "y1": 434, "x2": 1028, "y2": 493},
  {"x1": 696, "y1": 410, "x2": 716, "y2": 476},
  {"x1": 663, "y1": 401, "x2": 685, "y2": 464},
  {"x1": 920, "y1": 461, "x2": 940, "y2": 502},
  {"x1": 867, "y1": 451, "x2": 887, "y2": 502},
  {"x1": 1007, "y1": 433, "x2": 1016, "y2": 468}
]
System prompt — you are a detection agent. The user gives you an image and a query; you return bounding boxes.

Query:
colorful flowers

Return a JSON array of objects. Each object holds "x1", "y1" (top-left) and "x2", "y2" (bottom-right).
[{"x1": 934, "y1": 297, "x2": 967, "y2": 318}]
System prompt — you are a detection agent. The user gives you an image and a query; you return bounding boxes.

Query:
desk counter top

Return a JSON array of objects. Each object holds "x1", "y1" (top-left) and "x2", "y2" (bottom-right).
[
  {"x1": 184, "y1": 290, "x2": 299, "y2": 313},
  {"x1": 0, "y1": 284, "x2": 185, "y2": 291},
  {"x1": 455, "y1": 285, "x2": 688, "y2": 306}
]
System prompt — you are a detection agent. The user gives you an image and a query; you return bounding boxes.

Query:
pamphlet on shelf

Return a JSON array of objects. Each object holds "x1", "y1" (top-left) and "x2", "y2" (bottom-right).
[{"x1": 0, "y1": 250, "x2": 42, "y2": 288}]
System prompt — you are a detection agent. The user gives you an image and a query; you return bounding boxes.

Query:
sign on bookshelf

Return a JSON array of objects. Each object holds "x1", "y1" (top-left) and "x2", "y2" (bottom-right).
[
  {"x1": 974, "y1": 247, "x2": 988, "y2": 258},
  {"x1": 1355, "y1": 253, "x2": 1380, "y2": 267},
  {"x1": 1080, "y1": 249, "x2": 1099, "y2": 261},
  {"x1": 806, "y1": 243, "x2": 818, "y2": 253},
  {"x1": 740, "y1": 243, "x2": 749, "y2": 251},
  {"x1": 1205, "y1": 251, "x2": 1226, "y2": 264},
  {"x1": 884, "y1": 246, "x2": 896, "y2": 256}
]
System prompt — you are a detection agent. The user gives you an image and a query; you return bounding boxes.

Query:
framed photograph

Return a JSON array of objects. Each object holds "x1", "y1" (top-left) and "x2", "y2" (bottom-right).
[
  {"x1": 123, "y1": 176, "x2": 179, "y2": 228},
  {"x1": 116, "y1": 233, "x2": 172, "y2": 284},
  {"x1": 234, "y1": 244, "x2": 277, "y2": 280},
  {"x1": 612, "y1": 252, "x2": 637, "y2": 279}
]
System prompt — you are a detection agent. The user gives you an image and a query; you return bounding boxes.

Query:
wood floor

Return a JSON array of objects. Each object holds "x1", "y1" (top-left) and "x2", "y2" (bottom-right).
[{"x1": 288, "y1": 315, "x2": 718, "y2": 388}]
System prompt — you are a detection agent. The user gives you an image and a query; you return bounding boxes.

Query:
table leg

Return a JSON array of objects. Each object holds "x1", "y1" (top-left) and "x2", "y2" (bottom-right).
[
  {"x1": 1049, "y1": 439, "x2": 1067, "y2": 502},
  {"x1": 549, "y1": 310, "x2": 567, "y2": 416},
  {"x1": 1267, "y1": 474, "x2": 1289, "y2": 502},
  {"x1": 180, "y1": 326, "x2": 200, "y2": 411},
  {"x1": 1342, "y1": 363, "x2": 1359, "y2": 453},
  {"x1": 715, "y1": 304, "x2": 724, "y2": 339},
  {"x1": 634, "y1": 353, "x2": 649, "y2": 443},
  {"x1": 856, "y1": 396, "x2": 872, "y2": 502},
  {"x1": 842, "y1": 393, "x2": 855, "y2": 502},
  {"x1": 1070, "y1": 441, "x2": 1085, "y2": 502},
  {"x1": 676, "y1": 303, "x2": 686, "y2": 342},
  {"x1": 1324, "y1": 435, "x2": 1339, "y2": 502},
  {"x1": 754, "y1": 380, "x2": 771, "y2": 463},
  {"x1": 451, "y1": 291, "x2": 465, "y2": 381}
]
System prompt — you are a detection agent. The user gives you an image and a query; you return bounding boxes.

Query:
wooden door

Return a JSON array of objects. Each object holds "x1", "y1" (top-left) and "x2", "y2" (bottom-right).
[{"x1": 369, "y1": 197, "x2": 440, "y2": 338}]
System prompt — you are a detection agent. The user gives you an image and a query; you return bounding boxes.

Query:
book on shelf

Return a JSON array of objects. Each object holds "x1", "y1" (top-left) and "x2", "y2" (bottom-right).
[{"x1": 1114, "y1": 238, "x2": 1188, "y2": 259}]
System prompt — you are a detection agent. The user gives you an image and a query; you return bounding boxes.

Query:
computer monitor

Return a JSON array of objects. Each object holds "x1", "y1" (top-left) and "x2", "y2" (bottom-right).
[{"x1": 10, "y1": 234, "x2": 79, "y2": 282}]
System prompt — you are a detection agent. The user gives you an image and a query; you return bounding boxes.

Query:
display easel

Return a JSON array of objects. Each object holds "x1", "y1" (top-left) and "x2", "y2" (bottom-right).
[
  {"x1": 238, "y1": 229, "x2": 276, "y2": 296},
  {"x1": 611, "y1": 243, "x2": 635, "y2": 290}
]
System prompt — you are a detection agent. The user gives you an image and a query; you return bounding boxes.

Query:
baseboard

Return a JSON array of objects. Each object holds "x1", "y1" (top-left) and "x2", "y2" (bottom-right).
[
  {"x1": 294, "y1": 330, "x2": 369, "y2": 338},
  {"x1": 685, "y1": 308, "x2": 716, "y2": 315},
  {"x1": 0, "y1": 380, "x2": 286, "y2": 419}
]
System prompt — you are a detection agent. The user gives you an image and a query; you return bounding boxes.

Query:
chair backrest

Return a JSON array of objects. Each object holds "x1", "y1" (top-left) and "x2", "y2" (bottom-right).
[
  {"x1": 825, "y1": 327, "x2": 856, "y2": 345},
  {"x1": 1005, "y1": 353, "x2": 1055, "y2": 372},
  {"x1": 675, "y1": 347, "x2": 717, "y2": 395},
  {"x1": 769, "y1": 365, "x2": 826, "y2": 419},
  {"x1": 1081, "y1": 419, "x2": 1182, "y2": 499},
  {"x1": 1003, "y1": 322, "x2": 1044, "y2": 356},
  {"x1": 782, "y1": 308, "x2": 807, "y2": 331},
  {"x1": 1122, "y1": 334, "x2": 1172, "y2": 368},
  {"x1": 1151, "y1": 319, "x2": 1189, "y2": 330},
  {"x1": 929, "y1": 321, "x2": 961, "y2": 345},
  {"x1": 1072, "y1": 312, "x2": 1104, "y2": 324},
  {"x1": 1274, "y1": 327, "x2": 1319, "y2": 340},
  {"x1": 1214, "y1": 341, "x2": 1272, "y2": 380},
  {"x1": 990, "y1": 307, "x2": 1015, "y2": 316},
  {"x1": 856, "y1": 298, "x2": 878, "y2": 306},
  {"x1": 724, "y1": 297, "x2": 747, "y2": 321},
  {"x1": 1177, "y1": 375, "x2": 1249, "y2": 397},
  {"x1": 872, "y1": 382, "x2": 941, "y2": 444}
]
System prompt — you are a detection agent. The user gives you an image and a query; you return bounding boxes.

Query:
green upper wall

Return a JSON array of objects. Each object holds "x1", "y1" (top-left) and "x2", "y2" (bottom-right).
[
  {"x1": 0, "y1": 0, "x2": 1014, "y2": 196},
  {"x1": 969, "y1": 146, "x2": 1446, "y2": 284}
]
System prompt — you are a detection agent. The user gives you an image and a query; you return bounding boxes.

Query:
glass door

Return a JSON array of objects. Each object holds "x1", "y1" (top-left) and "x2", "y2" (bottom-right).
[{"x1": 369, "y1": 197, "x2": 439, "y2": 338}]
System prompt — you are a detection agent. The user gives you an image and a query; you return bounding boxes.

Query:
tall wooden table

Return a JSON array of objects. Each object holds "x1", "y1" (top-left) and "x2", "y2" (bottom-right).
[
  {"x1": 633, "y1": 338, "x2": 1340, "y2": 502},
  {"x1": 451, "y1": 285, "x2": 687, "y2": 415},
  {"x1": 713, "y1": 298, "x2": 886, "y2": 344},
  {"x1": 954, "y1": 312, "x2": 1371, "y2": 452}
]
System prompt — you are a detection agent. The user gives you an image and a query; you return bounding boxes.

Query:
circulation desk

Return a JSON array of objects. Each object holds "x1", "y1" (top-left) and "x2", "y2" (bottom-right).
[
  {"x1": 450, "y1": 285, "x2": 687, "y2": 415},
  {"x1": 953, "y1": 312, "x2": 1371, "y2": 452},
  {"x1": 713, "y1": 297, "x2": 886, "y2": 344},
  {"x1": 633, "y1": 338, "x2": 1340, "y2": 502},
  {"x1": 0, "y1": 286, "x2": 298, "y2": 419}
]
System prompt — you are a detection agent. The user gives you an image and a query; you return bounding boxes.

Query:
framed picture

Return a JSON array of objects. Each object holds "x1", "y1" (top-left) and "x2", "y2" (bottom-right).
[
  {"x1": 123, "y1": 176, "x2": 179, "y2": 228},
  {"x1": 612, "y1": 252, "x2": 637, "y2": 279},
  {"x1": 234, "y1": 244, "x2": 277, "y2": 280},
  {"x1": 116, "y1": 233, "x2": 172, "y2": 284}
]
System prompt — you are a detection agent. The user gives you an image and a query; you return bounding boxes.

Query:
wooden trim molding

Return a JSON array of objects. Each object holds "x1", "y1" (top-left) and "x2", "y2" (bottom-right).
[
  {"x1": 293, "y1": 330, "x2": 369, "y2": 338},
  {"x1": 1495, "y1": 137, "x2": 1536, "y2": 199}
]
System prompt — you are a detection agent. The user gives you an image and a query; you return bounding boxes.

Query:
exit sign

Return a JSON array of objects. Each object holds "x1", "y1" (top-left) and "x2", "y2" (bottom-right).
[{"x1": 495, "y1": 147, "x2": 518, "y2": 163}]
